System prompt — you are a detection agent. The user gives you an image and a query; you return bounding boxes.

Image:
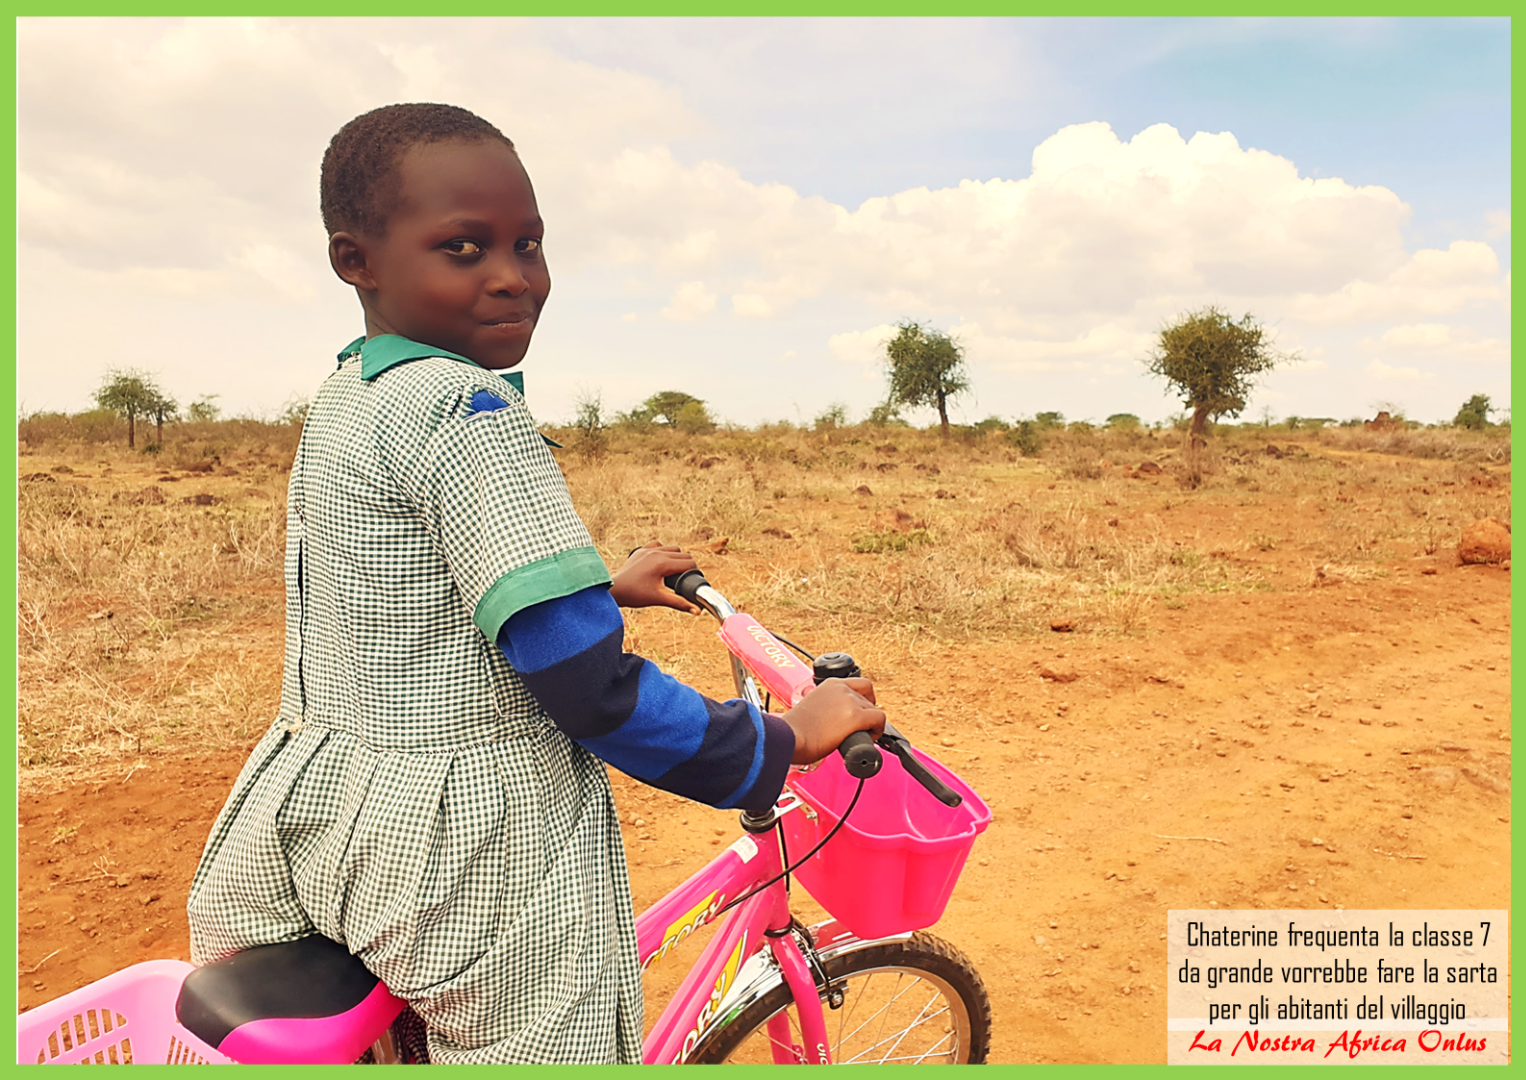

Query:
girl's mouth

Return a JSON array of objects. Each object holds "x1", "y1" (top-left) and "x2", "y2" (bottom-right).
[{"x1": 483, "y1": 314, "x2": 534, "y2": 334}]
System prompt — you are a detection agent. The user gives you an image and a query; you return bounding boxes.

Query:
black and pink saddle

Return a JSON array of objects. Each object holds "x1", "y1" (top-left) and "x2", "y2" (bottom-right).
[{"x1": 175, "y1": 936, "x2": 404, "y2": 1064}]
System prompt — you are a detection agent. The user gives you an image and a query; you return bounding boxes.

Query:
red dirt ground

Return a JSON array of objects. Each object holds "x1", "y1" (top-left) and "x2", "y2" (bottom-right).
[{"x1": 18, "y1": 543, "x2": 1509, "y2": 1063}]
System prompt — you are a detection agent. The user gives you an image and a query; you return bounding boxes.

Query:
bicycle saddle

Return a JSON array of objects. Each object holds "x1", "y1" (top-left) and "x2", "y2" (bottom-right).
[{"x1": 175, "y1": 935, "x2": 404, "y2": 1064}]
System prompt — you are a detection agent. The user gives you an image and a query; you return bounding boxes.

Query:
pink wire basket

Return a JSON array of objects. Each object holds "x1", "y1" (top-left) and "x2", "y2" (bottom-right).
[
  {"x1": 17, "y1": 960, "x2": 233, "y2": 1065},
  {"x1": 784, "y1": 747, "x2": 991, "y2": 939}
]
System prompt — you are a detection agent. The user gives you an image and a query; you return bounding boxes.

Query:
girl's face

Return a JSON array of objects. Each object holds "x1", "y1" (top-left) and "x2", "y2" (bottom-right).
[{"x1": 347, "y1": 139, "x2": 551, "y2": 370}]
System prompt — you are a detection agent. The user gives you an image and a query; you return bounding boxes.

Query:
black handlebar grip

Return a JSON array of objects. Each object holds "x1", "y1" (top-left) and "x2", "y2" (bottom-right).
[
  {"x1": 664, "y1": 569, "x2": 710, "y2": 604},
  {"x1": 837, "y1": 729, "x2": 883, "y2": 779},
  {"x1": 814, "y1": 653, "x2": 879, "y2": 777}
]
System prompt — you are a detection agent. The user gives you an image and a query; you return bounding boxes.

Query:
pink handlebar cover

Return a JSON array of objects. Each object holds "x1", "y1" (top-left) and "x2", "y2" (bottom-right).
[{"x1": 717, "y1": 615, "x2": 816, "y2": 709}]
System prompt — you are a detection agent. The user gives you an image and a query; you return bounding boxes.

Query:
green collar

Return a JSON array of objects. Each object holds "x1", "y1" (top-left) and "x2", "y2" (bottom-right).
[{"x1": 339, "y1": 335, "x2": 525, "y2": 397}]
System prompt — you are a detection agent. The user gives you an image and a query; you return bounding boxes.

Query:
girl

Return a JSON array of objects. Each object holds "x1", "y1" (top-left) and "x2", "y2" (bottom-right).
[{"x1": 185, "y1": 102, "x2": 884, "y2": 1064}]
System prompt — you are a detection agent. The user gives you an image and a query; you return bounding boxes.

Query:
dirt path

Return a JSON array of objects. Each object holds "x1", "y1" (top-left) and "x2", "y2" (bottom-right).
[{"x1": 18, "y1": 549, "x2": 1508, "y2": 1062}]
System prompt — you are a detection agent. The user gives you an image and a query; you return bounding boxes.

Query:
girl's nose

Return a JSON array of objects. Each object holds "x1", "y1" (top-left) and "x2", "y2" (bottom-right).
[{"x1": 485, "y1": 254, "x2": 529, "y2": 295}]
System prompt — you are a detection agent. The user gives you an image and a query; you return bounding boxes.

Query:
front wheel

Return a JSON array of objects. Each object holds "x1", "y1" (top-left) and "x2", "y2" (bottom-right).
[{"x1": 689, "y1": 932, "x2": 991, "y2": 1064}]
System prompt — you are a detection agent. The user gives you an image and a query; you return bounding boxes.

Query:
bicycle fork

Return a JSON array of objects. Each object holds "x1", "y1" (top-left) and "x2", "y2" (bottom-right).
[{"x1": 766, "y1": 922, "x2": 835, "y2": 1064}]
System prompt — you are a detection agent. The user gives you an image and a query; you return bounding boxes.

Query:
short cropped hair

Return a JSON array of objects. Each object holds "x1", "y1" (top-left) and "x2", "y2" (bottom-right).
[{"x1": 320, "y1": 103, "x2": 514, "y2": 237}]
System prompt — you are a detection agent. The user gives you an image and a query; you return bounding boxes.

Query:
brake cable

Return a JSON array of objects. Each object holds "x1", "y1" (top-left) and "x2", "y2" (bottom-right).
[{"x1": 711, "y1": 778, "x2": 865, "y2": 921}]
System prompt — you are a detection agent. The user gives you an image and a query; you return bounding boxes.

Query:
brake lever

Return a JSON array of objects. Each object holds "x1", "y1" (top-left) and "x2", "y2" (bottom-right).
[{"x1": 876, "y1": 722, "x2": 963, "y2": 807}]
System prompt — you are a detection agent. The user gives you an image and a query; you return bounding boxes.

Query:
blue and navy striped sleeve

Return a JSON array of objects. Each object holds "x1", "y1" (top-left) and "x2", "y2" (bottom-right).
[{"x1": 498, "y1": 585, "x2": 796, "y2": 812}]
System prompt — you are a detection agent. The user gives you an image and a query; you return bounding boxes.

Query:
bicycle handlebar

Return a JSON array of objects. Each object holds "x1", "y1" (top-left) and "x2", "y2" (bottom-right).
[
  {"x1": 662, "y1": 567, "x2": 960, "y2": 804},
  {"x1": 836, "y1": 730, "x2": 883, "y2": 779},
  {"x1": 665, "y1": 568, "x2": 710, "y2": 606}
]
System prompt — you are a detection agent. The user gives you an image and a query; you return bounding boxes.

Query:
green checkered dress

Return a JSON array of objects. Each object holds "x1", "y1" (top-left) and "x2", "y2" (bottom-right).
[{"x1": 187, "y1": 341, "x2": 643, "y2": 1064}]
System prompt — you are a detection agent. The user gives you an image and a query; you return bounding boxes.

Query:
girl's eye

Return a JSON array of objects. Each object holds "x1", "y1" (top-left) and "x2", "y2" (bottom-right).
[
  {"x1": 443, "y1": 240, "x2": 482, "y2": 256},
  {"x1": 515, "y1": 238, "x2": 542, "y2": 255}
]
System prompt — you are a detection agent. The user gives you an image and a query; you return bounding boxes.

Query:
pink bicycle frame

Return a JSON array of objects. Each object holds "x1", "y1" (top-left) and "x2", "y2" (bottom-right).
[
  {"x1": 634, "y1": 609, "x2": 835, "y2": 1062},
  {"x1": 637, "y1": 791, "x2": 830, "y2": 1064}
]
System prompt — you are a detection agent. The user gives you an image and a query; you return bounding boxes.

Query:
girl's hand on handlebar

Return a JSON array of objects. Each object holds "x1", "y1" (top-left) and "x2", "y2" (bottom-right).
[
  {"x1": 610, "y1": 543, "x2": 703, "y2": 614},
  {"x1": 782, "y1": 677, "x2": 885, "y2": 765}
]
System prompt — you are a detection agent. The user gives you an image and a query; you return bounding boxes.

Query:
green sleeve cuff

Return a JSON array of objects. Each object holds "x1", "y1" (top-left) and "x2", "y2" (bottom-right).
[{"x1": 473, "y1": 546, "x2": 612, "y2": 641}]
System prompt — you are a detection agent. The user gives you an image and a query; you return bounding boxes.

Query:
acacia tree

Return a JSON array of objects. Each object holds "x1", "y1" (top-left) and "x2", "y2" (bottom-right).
[
  {"x1": 186, "y1": 395, "x2": 222, "y2": 422},
  {"x1": 1453, "y1": 393, "x2": 1492, "y2": 430},
  {"x1": 627, "y1": 390, "x2": 714, "y2": 433},
  {"x1": 884, "y1": 321, "x2": 970, "y2": 437},
  {"x1": 94, "y1": 369, "x2": 173, "y2": 449},
  {"x1": 148, "y1": 388, "x2": 178, "y2": 445},
  {"x1": 1146, "y1": 307, "x2": 1286, "y2": 480},
  {"x1": 641, "y1": 390, "x2": 707, "y2": 425}
]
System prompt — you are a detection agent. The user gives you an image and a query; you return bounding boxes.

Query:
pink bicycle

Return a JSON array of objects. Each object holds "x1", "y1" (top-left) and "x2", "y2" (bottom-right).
[{"x1": 19, "y1": 570, "x2": 992, "y2": 1066}]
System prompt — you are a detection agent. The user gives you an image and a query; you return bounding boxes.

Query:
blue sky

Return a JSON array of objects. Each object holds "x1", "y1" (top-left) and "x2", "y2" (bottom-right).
[
  {"x1": 541, "y1": 17, "x2": 1509, "y2": 253},
  {"x1": 16, "y1": 16, "x2": 1510, "y2": 427}
]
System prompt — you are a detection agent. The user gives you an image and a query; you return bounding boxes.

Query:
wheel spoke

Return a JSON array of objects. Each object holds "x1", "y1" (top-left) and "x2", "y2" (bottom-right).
[
  {"x1": 875, "y1": 989, "x2": 945, "y2": 1063},
  {"x1": 834, "y1": 971, "x2": 870, "y2": 1054},
  {"x1": 834, "y1": 973, "x2": 945, "y2": 1054},
  {"x1": 856, "y1": 1037, "x2": 958, "y2": 1064},
  {"x1": 841, "y1": 1001, "x2": 953, "y2": 1064},
  {"x1": 908, "y1": 1030, "x2": 958, "y2": 1063},
  {"x1": 905, "y1": 1024, "x2": 957, "y2": 1063},
  {"x1": 869, "y1": 972, "x2": 897, "y2": 1058},
  {"x1": 696, "y1": 933, "x2": 989, "y2": 1065}
]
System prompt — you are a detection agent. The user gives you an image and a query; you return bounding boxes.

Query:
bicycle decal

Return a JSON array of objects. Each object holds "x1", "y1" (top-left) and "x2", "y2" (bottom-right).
[
  {"x1": 643, "y1": 890, "x2": 727, "y2": 972},
  {"x1": 717, "y1": 614, "x2": 815, "y2": 706},
  {"x1": 727, "y1": 835, "x2": 759, "y2": 863},
  {"x1": 744, "y1": 625, "x2": 799, "y2": 669},
  {"x1": 675, "y1": 931, "x2": 748, "y2": 1063}
]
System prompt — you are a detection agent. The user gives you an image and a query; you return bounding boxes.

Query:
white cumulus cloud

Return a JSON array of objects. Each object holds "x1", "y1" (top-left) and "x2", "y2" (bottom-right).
[
  {"x1": 1365, "y1": 359, "x2": 1437, "y2": 382},
  {"x1": 1366, "y1": 322, "x2": 1508, "y2": 365},
  {"x1": 1292, "y1": 241, "x2": 1505, "y2": 325},
  {"x1": 827, "y1": 325, "x2": 897, "y2": 367},
  {"x1": 569, "y1": 121, "x2": 1426, "y2": 332},
  {"x1": 1381, "y1": 323, "x2": 1453, "y2": 348},
  {"x1": 731, "y1": 293, "x2": 774, "y2": 319},
  {"x1": 953, "y1": 321, "x2": 1155, "y2": 373},
  {"x1": 660, "y1": 280, "x2": 717, "y2": 322}
]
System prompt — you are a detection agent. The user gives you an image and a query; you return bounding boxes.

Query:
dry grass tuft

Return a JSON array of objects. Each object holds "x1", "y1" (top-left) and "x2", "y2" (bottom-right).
[
  {"x1": 18, "y1": 458, "x2": 287, "y2": 768},
  {"x1": 1317, "y1": 424, "x2": 1510, "y2": 463}
]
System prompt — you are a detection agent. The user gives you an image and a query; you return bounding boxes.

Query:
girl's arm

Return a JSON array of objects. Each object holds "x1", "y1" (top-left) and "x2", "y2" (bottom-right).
[{"x1": 498, "y1": 585, "x2": 793, "y2": 812}]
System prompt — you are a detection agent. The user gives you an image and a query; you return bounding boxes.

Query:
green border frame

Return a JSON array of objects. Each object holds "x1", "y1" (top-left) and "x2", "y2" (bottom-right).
[
  {"x1": 4, "y1": 11, "x2": 17, "y2": 1059},
  {"x1": 5, "y1": 13, "x2": 1514, "y2": 1077}
]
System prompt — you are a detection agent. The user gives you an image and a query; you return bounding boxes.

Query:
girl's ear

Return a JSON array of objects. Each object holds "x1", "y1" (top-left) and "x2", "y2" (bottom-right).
[{"x1": 329, "y1": 232, "x2": 376, "y2": 291}]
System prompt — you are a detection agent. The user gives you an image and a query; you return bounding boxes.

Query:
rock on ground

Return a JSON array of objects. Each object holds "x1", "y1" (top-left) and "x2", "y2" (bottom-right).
[{"x1": 1457, "y1": 517, "x2": 1511, "y2": 564}]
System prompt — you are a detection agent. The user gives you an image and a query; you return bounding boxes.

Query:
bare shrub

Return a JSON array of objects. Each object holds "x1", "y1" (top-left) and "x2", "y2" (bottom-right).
[{"x1": 571, "y1": 387, "x2": 610, "y2": 460}]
